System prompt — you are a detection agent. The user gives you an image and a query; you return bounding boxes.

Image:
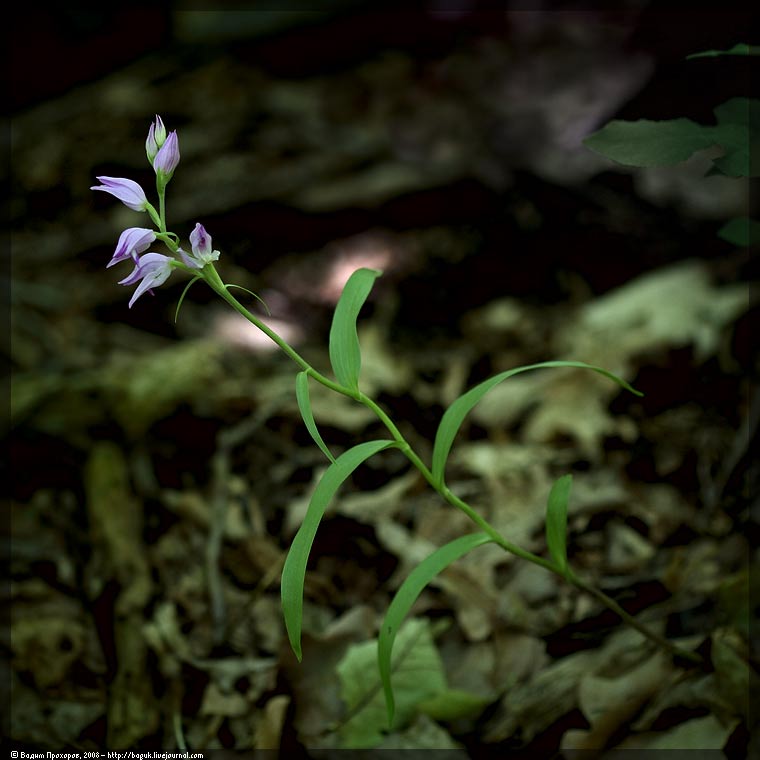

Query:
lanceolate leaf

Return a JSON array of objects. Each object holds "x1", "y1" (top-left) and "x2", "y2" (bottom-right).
[
  {"x1": 174, "y1": 275, "x2": 202, "y2": 322},
  {"x1": 378, "y1": 532, "x2": 493, "y2": 724},
  {"x1": 281, "y1": 439, "x2": 396, "y2": 660},
  {"x1": 296, "y1": 372, "x2": 336, "y2": 463},
  {"x1": 431, "y1": 361, "x2": 642, "y2": 488},
  {"x1": 546, "y1": 474, "x2": 572, "y2": 576},
  {"x1": 329, "y1": 268, "x2": 382, "y2": 392}
]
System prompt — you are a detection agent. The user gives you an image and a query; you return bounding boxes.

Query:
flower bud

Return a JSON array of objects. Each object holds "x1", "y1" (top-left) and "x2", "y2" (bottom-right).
[
  {"x1": 145, "y1": 115, "x2": 167, "y2": 163},
  {"x1": 153, "y1": 131, "x2": 180, "y2": 179}
]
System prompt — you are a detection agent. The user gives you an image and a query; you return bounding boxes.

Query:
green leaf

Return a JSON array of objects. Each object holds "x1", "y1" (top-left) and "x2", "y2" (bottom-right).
[
  {"x1": 709, "y1": 98, "x2": 760, "y2": 177},
  {"x1": 329, "y1": 268, "x2": 382, "y2": 391},
  {"x1": 686, "y1": 43, "x2": 760, "y2": 59},
  {"x1": 431, "y1": 361, "x2": 642, "y2": 488},
  {"x1": 583, "y1": 118, "x2": 715, "y2": 167},
  {"x1": 337, "y1": 618, "x2": 446, "y2": 748},
  {"x1": 225, "y1": 283, "x2": 271, "y2": 315},
  {"x1": 718, "y1": 217, "x2": 760, "y2": 247},
  {"x1": 281, "y1": 439, "x2": 396, "y2": 660},
  {"x1": 417, "y1": 688, "x2": 492, "y2": 721},
  {"x1": 546, "y1": 474, "x2": 572, "y2": 575},
  {"x1": 378, "y1": 532, "x2": 492, "y2": 724},
  {"x1": 295, "y1": 372, "x2": 336, "y2": 463}
]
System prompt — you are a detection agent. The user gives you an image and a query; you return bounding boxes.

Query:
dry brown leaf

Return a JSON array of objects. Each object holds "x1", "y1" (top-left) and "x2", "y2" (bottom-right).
[
  {"x1": 200, "y1": 681, "x2": 249, "y2": 718},
  {"x1": 612, "y1": 714, "x2": 738, "y2": 751},
  {"x1": 11, "y1": 617, "x2": 88, "y2": 690},
  {"x1": 561, "y1": 649, "x2": 671, "y2": 751},
  {"x1": 484, "y1": 649, "x2": 595, "y2": 743},
  {"x1": 254, "y1": 694, "x2": 291, "y2": 750},
  {"x1": 604, "y1": 519, "x2": 656, "y2": 574},
  {"x1": 85, "y1": 442, "x2": 153, "y2": 615}
]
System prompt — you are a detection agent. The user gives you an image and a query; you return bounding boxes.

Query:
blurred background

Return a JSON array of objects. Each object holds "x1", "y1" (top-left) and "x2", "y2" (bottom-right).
[{"x1": 6, "y1": 4, "x2": 757, "y2": 754}]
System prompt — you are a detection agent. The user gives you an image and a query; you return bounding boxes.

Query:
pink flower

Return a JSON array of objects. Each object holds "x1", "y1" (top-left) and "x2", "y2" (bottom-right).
[
  {"x1": 153, "y1": 130, "x2": 180, "y2": 177},
  {"x1": 91, "y1": 176, "x2": 148, "y2": 212},
  {"x1": 107, "y1": 227, "x2": 156, "y2": 268},
  {"x1": 178, "y1": 223, "x2": 220, "y2": 268},
  {"x1": 118, "y1": 253, "x2": 174, "y2": 308}
]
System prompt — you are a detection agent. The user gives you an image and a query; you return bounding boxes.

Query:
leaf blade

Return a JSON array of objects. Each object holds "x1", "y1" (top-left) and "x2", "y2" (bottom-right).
[
  {"x1": 686, "y1": 43, "x2": 760, "y2": 59},
  {"x1": 431, "y1": 360, "x2": 642, "y2": 488},
  {"x1": 583, "y1": 118, "x2": 714, "y2": 167},
  {"x1": 378, "y1": 532, "x2": 493, "y2": 724},
  {"x1": 546, "y1": 474, "x2": 572, "y2": 575},
  {"x1": 718, "y1": 217, "x2": 760, "y2": 247},
  {"x1": 281, "y1": 439, "x2": 396, "y2": 660},
  {"x1": 295, "y1": 372, "x2": 336, "y2": 464},
  {"x1": 328, "y1": 268, "x2": 382, "y2": 391}
]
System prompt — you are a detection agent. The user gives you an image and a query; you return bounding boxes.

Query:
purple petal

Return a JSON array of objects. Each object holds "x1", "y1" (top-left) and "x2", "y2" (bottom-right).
[
  {"x1": 107, "y1": 227, "x2": 156, "y2": 268},
  {"x1": 152, "y1": 115, "x2": 167, "y2": 145},
  {"x1": 91, "y1": 176, "x2": 148, "y2": 212},
  {"x1": 117, "y1": 252, "x2": 174, "y2": 307},
  {"x1": 178, "y1": 247, "x2": 202, "y2": 269},
  {"x1": 190, "y1": 223, "x2": 211, "y2": 257},
  {"x1": 153, "y1": 131, "x2": 179, "y2": 176}
]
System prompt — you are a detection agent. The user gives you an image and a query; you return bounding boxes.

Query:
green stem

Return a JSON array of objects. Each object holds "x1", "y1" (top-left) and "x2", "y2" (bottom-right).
[
  {"x1": 203, "y1": 266, "x2": 351, "y2": 397},
  {"x1": 157, "y1": 179, "x2": 167, "y2": 233},
  {"x1": 570, "y1": 574, "x2": 703, "y2": 663},
  {"x1": 204, "y1": 266, "x2": 703, "y2": 666}
]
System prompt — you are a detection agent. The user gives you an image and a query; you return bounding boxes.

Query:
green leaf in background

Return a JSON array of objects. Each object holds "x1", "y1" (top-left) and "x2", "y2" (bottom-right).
[
  {"x1": 295, "y1": 371, "x2": 336, "y2": 463},
  {"x1": 718, "y1": 217, "x2": 760, "y2": 247},
  {"x1": 709, "y1": 98, "x2": 760, "y2": 177},
  {"x1": 281, "y1": 439, "x2": 396, "y2": 660},
  {"x1": 545, "y1": 474, "x2": 572, "y2": 576},
  {"x1": 584, "y1": 98, "x2": 759, "y2": 176},
  {"x1": 337, "y1": 618, "x2": 447, "y2": 748},
  {"x1": 431, "y1": 361, "x2": 642, "y2": 488},
  {"x1": 686, "y1": 43, "x2": 760, "y2": 59},
  {"x1": 329, "y1": 268, "x2": 382, "y2": 392},
  {"x1": 378, "y1": 532, "x2": 492, "y2": 724},
  {"x1": 417, "y1": 689, "x2": 492, "y2": 721},
  {"x1": 583, "y1": 118, "x2": 714, "y2": 167}
]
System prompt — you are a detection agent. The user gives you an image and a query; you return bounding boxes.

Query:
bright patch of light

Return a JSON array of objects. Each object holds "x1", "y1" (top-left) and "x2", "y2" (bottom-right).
[{"x1": 212, "y1": 312, "x2": 302, "y2": 353}]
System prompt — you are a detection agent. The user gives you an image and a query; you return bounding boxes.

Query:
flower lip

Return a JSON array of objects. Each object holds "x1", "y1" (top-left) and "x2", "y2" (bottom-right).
[
  {"x1": 107, "y1": 227, "x2": 157, "y2": 268},
  {"x1": 91, "y1": 176, "x2": 148, "y2": 212},
  {"x1": 183, "y1": 222, "x2": 221, "y2": 267},
  {"x1": 118, "y1": 252, "x2": 174, "y2": 308},
  {"x1": 153, "y1": 130, "x2": 180, "y2": 176}
]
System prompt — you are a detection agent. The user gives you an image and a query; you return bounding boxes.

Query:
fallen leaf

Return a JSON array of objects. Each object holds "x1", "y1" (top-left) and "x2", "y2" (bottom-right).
[
  {"x1": 612, "y1": 714, "x2": 738, "y2": 750},
  {"x1": 336, "y1": 618, "x2": 447, "y2": 748},
  {"x1": 561, "y1": 649, "x2": 671, "y2": 750},
  {"x1": 254, "y1": 694, "x2": 291, "y2": 750}
]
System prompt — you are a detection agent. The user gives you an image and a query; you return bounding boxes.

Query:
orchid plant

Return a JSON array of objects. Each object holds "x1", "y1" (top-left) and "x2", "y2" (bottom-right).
[{"x1": 93, "y1": 117, "x2": 703, "y2": 726}]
